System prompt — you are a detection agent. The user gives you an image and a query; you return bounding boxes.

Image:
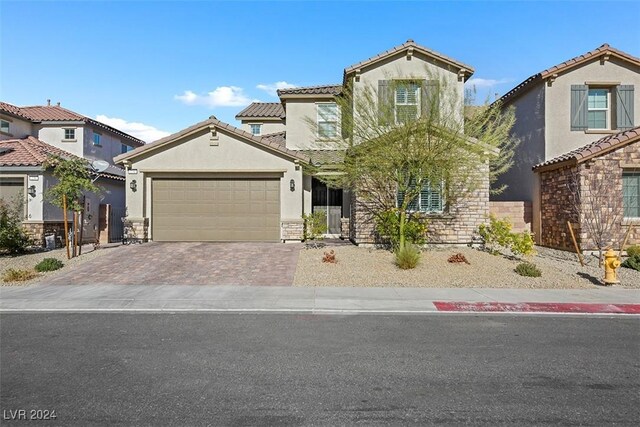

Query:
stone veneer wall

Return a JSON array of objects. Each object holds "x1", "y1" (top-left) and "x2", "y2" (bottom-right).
[
  {"x1": 539, "y1": 141, "x2": 640, "y2": 251},
  {"x1": 539, "y1": 165, "x2": 580, "y2": 250},
  {"x1": 22, "y1": 221, "x2": 69, "y2": 247},
  {"x1": 340, "y1": 218, "x2": 350, "y2": 240},
  {"x1": 489, "y1": 201, "x2": 532, "y2": 232},
  {"x1": 349, "y1": 162, "x2": 491, "y2": 245},
  {"x1": 126, "y1": 217, "x2": 149, "y2": 242},
  {"x1": 281, "y1": 219, "x2": 304, "y2": 241}
]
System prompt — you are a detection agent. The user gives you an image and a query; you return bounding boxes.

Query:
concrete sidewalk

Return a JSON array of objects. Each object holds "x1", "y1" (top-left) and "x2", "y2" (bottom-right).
[{"x1": 1, "y1": 284, "x2": 639, "y2": 314}]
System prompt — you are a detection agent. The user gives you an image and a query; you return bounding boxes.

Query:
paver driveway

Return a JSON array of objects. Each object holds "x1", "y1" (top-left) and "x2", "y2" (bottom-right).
[{"x1": 40, "y1": 242, "x2": 303, "y2": 286}]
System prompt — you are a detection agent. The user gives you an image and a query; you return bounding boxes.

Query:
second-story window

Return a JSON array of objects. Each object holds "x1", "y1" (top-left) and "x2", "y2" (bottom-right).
[
  {"x1": 587, "y1": 88, "x2": 609, "y2": 130},
  {"x1": 121, "y1": 144, "x2": 131, "y2": 154},
  {"x1": 395, "y1": 82, "x2": 420, "y2": 124},
  {"x1": 571, "y1": 84, "x2": 634, "y2": 131},
  {"x1": 93, "y1": 132, "x2": 101, "y2": 146},
  {"x1": 0, "y1": 119, "x2": 9, "y2": 134},
  {"x1": 64, "y1": 128, "x2": 75, "y2": 140},
  {"x1": 250, "y1": 124, "x2": 262, "y2": 136},
  {"x1": 317, "y1": 103, "x2": 338, "y2": 138}
]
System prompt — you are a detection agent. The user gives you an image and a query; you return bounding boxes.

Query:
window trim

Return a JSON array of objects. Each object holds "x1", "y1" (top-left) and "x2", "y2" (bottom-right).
[
  {"x1": 396, "y1": 178, "x2": 445, "y2": 214},
  {"x1": 586, "y1": 87, "x2": 610, "y2": 131},
  {"x1": 622, "y1": 169, "x2": 640, "y2": 220},
  {"x1": 0, "y1": 119, "x2": 11, "y2": 135},
  {"x1": 394, "y1": 80, "x2": 421, "y2": 124},
  {"x1": 62, "y1": 128, "x2": 76, "y2": 142},
  {"x1": 316, "y1": 102, "x2": 339, "y2": 139},
  {"x1": 249, "y1": 123, "x2": 262, "y2": 136}
]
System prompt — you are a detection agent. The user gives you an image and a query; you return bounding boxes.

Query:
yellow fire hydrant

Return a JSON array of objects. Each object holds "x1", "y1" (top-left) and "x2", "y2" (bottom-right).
[{"x1": 603, "y1": 248, "x2": 621, "y2": 285}]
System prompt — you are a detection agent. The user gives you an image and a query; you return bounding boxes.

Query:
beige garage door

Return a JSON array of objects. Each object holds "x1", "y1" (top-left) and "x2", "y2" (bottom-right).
[{"x1": 152, "y1": 179, "x2": 280, "y2": 242}]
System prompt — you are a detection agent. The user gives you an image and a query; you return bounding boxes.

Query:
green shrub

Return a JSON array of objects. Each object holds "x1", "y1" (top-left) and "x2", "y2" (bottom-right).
[
  {"x1": 478, "y1": 214, "x2": 535, "y2": 258},
  {"x1": 375, "y1": 209, "x2": 428, "y2": 250},
  {"x1": 302, "y1": 211, "x2": 327, "y2": 241},
  {"x1": 0, "y1": 199, "x2": 32, "y2": 254},
  {"x1": 621, "y1": 254, "x2": 640, "y2": 271},
  {"x1": 626, "y1": 245, "x2": 640, "y2": 258},
  {"x1": 395, "y1": 244, "x2": 421, "y2": 270},
  {"x1": 2, "y1": 268, "x2": 38, "y2": 283},
  {"x1": 35, "y1": 258, "x2": 64, "y2": 272},
  {"x1": 515, "y1": 262, "x2": 542, "y2": 277}
]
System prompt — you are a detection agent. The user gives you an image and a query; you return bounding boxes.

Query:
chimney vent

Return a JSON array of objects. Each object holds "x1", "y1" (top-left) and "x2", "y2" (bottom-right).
[
  {"x1": 57, "y1": 102, "x2": 60, "y2": 107},
  {"x1": 47, "y1": 99, "x2": 51, "y2": 106}
]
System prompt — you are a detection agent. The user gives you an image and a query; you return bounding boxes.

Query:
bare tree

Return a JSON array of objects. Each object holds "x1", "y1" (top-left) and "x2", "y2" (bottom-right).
[{"x1": 568, "y1": 165, "x2": 624, "y2": 265}]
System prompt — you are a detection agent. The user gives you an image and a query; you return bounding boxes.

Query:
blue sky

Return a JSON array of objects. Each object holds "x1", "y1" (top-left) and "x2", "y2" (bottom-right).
[{"x1": 2, "y1": 0, "x2": 639, "y2": 142}]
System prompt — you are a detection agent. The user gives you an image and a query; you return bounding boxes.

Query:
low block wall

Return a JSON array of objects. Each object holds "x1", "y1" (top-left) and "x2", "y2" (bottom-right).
[{"x1": 489, "y1": 201, "x2": 532, "y2": 233}]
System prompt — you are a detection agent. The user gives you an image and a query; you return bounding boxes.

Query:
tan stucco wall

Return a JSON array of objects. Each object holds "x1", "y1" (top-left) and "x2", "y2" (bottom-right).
[
  {"x1": 84, "y1": 125, "x2": 132, "y2": 164},
  {"x1": 545, "y1": 57, "x2": 640, "y2": 160},
  {"x1": 0, "y1": 115, "x2": 32, "y2": 140},
  {"x1": 284, "y1": 98, "x2": 339, "y2": 150},
  {"x1": 123, "y1": 128, "x2": 303, "y2": 240},
  {"x1": 36, "y1": 125, "x2": 85, "y2": 158},
  {"x1": 354, "y1": 50, "x2": 466, "y2": 130},
  {"x1": 239, "y1": 120, "x2": 285, "y2": 136}
]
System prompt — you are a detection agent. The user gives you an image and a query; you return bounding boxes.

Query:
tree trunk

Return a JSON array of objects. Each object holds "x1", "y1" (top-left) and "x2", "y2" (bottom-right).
[
  {"x1": 78, "y1": 199, "x2": 84, "y2": 256},
  {"x1": 63, "y1": 195, "x2": 70, "y2": 260},
  {"x1": 598, "y1": 247, "x2": 603, "y2": 268},
  {"x1": 399, "y1": 209, "x2": 407, "y2": 251},
  {"x1": 72, "y1": 211, "x2": 78, "y2": 258}
]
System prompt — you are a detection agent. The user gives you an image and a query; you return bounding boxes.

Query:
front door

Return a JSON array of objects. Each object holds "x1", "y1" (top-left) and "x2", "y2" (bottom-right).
[{"x1": 312, "y1": 178, "x2": 342, "y2": 235}]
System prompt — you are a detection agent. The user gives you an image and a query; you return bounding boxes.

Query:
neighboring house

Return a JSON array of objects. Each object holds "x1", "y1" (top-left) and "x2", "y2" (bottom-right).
[
  {"x1": 0, "y1": 101, "x2": 144, "y2": 245},
  {"x1": 533, "y1": 127, "x2": 639, "y2": 251},
  {"x1": 235, "y1": 103, "x2": 285, "y2": 136},
  {"x1": 493, "y1": 44, "x2": 640, "y2": 242},
  {"x1": 115, "y1": 40, "x2": 490, "y2": 244}
]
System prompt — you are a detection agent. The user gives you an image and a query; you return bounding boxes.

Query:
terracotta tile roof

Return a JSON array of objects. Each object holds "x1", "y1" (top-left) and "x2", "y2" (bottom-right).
[
  {"x1": 0, "y1": 101, "x2": 31, "y2": 119},
  {"x1": 0, "y1": 136, "x2": 125, "y2": 180},
  {"x1": 235, "y1": 102, "x2": 285, "y2": 119},
  {"x1": 114, "y1": 117, "x2": 310, "y2": 164},
  {"x1": 299, "y1": 149, "x2": 345, "y2": 167},
  {"x1": 277, "y1": 84, "x2": 342, "y2": 97},
  {"x1": 0, "y1": 136, "x2": 79, "y2": 166},
  {"x1": 0, "y1": 101, "x2": 144, "y2": 146},
  {"x1": 19, "y1": 105, "x2": 85, "y2": 121},
  {"x1": 261, "y1": 131, "x2": 286, "y2": 146},
  {"x1": 533, "y1": 126, "x2": 640, "y2": 171},
  {"x1": 344, "y1": 39, "x2": 474, "y2": 81},
  {"x1": 497, "y1": 44, "x2": 640, "y2": 106}
]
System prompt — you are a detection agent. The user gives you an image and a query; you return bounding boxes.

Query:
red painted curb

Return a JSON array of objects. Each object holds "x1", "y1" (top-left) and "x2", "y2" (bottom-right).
[{"x1": 433, "y1": 302, "x2": 640, "y2": 314}]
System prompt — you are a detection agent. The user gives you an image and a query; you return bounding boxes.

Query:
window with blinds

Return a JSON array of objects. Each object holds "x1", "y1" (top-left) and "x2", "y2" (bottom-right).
[
  {"x1": 317, "y1": 103, "x2": 338, "y2": 138},
  {"x1": 397, "y1": 178, "x2": 444, "y2": 213},
  {"x1": 395, "y1": 82, "x2": 420, "y2": 124}
]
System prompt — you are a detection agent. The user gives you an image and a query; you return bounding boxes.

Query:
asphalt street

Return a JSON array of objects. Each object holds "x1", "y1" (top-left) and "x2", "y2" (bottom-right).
[{"x1": 1, "y1": 313, "x2": 639, "y2": 426}]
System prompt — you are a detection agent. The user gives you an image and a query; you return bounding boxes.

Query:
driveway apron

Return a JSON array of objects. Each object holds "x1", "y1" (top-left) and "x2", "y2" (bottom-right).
[{"x1": 38, "y1": 242, "x2": 302, "y2": 286}]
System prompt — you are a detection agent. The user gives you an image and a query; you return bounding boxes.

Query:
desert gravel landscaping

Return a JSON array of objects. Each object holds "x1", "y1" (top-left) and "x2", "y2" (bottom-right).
[
  {"x1": 0, "y1": 244, "x2": 118, "y2": 286},
  {"x1": 293, "y1": 245, "x2": 640, "y2": 289}
]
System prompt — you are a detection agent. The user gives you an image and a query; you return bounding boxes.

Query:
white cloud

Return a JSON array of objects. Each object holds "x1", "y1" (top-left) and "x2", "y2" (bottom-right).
[
  {"x1": 256, "y1": 81, "x2": 297, "y2": 97},
  {"x1": 465, "y1": 78, "x2": 513, "y2": 88},
  {"x1": 95, "y1": 115, "x2": 171, "y2": 143},
  {"x1": 174, "y1": 86, "x2": 257, "y2": 107}
]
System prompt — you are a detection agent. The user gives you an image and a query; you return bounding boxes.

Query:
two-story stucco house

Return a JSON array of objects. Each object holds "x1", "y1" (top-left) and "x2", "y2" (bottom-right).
[
  {"x1": 0, "y1": 101, "x2": 144, "y2": 245},
  {"x1": 115, "y1": 40, "x2": 492, "y2": 244},
  {"x1": 493, "y1": 44, "x2": 640, "y2": 247}
]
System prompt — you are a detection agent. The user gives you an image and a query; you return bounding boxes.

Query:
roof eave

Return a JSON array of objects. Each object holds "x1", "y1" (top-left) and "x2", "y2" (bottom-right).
[
  {"x1": 278, "y1": 93, "x2": 338, "y2": 100},
  {"x1": 533, "y1": 158, "x2": 577, "y2": 173},
  {"x1": 114, "y1": 119, "x2": 309, "y2": 165}
]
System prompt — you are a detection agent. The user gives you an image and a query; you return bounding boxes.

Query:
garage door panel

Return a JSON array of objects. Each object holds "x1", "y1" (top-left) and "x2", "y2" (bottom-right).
[{"x1": 152, "y1": 179, "x2": 280, "y2": 242}]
